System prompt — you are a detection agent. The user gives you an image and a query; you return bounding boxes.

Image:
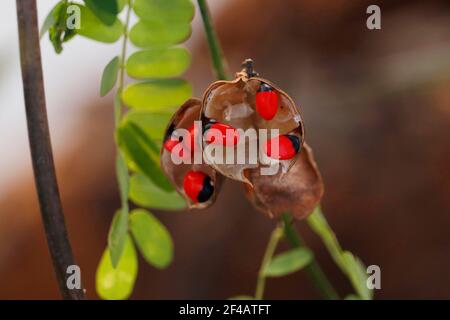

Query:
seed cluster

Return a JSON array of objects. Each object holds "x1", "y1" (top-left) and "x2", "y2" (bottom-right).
[{"x1": 160, "y1": 63, "x2": 323, "y2": 220}]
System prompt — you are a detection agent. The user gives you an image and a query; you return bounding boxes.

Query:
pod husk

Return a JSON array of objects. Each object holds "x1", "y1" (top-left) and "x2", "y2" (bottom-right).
[
  {"x1": 245, "y1": 143, "x2": 324, "y2": 220},
  {"x1": 160, "y1": 98, "x2": 222, "y2": 209},
  {"x1": 200, "y1": 74, "x2": 305, "y2": 185}
]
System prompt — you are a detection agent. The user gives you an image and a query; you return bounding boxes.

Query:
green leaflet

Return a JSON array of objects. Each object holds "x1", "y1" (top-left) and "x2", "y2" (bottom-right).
[
  {"x1": 129, "y1": 209, "x2": 174, "y2": 269},
  {"x1": 76, "y1": 4, "x2": 123, "y2": 43},
  {"x1": 122, "y1": 110, "x2": 172, "y2": 143},
  {"x1": 40, "y1": 1, "x2": 64, "y2": 39},
  {"x1": 117, "y1": 0, "x2": 127, "y2": 12},
  {"x1": 83, "y1": 0, "x2": 119, "y2": 26},
  {"x1": 133, "y1": 0, "x2": 195, "y2": 23},
  {"x1": 126, "y1": 48, "x2": 191, "y2": 79},
  {"x1": 117, "y1": 121, "x2": 173, "y2": 191},
  {"x1": 129, "y1": 20, "x2": 191, "y2": 48},
  {"x1": 122, "y1": 79, "x2": 192, "y2": 111},
  {"x1": 116, "y1": 152, "x2": 130, "y2": 209},
  {"x1": 107, "y1": 208, "x2": 128, "y2": 268},
  {"x1": 96, "y1": 235, "x2": 138, "y2": 300},
  {"x1": 343, "y1": 251, "x2": 373, "y2": 300},
  {"x1": 47, "y1": 1, "x2": 75, "y2": 53},
  {"x1": 129, "y1": 173, "x2": 186, "y2": 210},
  {"x1": 264, "y1": 248, "x2": 313, "y2": 277},
  {"x1": 100, "y1": 56, "x2": 120, "y2": 96}
]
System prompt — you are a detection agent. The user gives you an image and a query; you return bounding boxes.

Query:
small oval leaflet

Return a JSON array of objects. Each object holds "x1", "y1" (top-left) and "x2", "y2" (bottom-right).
[
  {"x1": 129, "y1": 20, "x2": 191, "y2": 48},
  {"x1": 264, "y1": 248, "x2": 313, "y2": 277},
  {"x1": 129, "y1": 173, "x2": 186, "y2": 210},
  {"x1": 96, "y1": 235, "x2": 138, "y2": 300},
  {"x1": 122, "y1": 79, "x2": 192, "y2": 111},
  {"x1": 129, "y1": 209, "x2": 174, "y2": 269},
  {"x1": 126, "y1": 48, "x2": 191, "y2": 79}
]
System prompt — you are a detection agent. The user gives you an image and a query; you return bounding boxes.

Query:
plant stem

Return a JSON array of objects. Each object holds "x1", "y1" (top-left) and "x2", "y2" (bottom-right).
[
  {"x1": 306, "y1": 206, "x2": 372, "y2": 299},
  {"x1": 108, "y1": 0, "x2": 133, "y2": 265},
  {"x1": 115, "y1": 0, "x2": 133, "y2": 125},
  {"x1": 16, "y1": 0, "x2": 84, "y2": 300},
  {"x1": 282, "y1": 214, "x2": 339, "y2": 300},
  {"x1": 197, "y1": 0, "x2": 229, "y2": 80},
  {"x1": 255, "y1": 224, "x2": 283, "y2": 300}
]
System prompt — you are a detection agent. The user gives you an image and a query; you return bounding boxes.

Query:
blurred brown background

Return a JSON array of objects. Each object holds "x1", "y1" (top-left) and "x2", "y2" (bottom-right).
[{"x1": 0, "y1": 0, "x2": 449, "y2": 299}]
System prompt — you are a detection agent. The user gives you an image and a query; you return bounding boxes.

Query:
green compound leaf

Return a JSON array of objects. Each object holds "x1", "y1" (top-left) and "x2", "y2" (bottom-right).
[
  {"x1": 100, "y1": 56, "x2": 120, "y2": 96},
  {"x1": 96, "y1": 235, "x2": 138, "y2": 300},
  {"x1": 83, "y1": 0, "x2": 119, "y2": 26},
  {"x1": 130, "y1": 173, "x2": 186, "y2": 210},
  {"x1": 133, "y1": 0, "x2": 195, "y2": 23},
  {"x1": 264, "y1": 248, "x2": 313, "y2": 277},
  {"x1": 107, "y1": 208, "x2": 128, "y2": 268},
  {"x1": 129, "y1": 209, "x2": 173, "y2": 269},
  {"x1": 126, "y1": 48, "x2": 191, "y2": 79},
  {"x1": 117, "y1": 121, "x2": 173, "y2": 191},
  {"x1": 77, "y1": 4, "x2": 123, "y2": 43},
  {"x1": 129, "y1": 20, "x2": 191, "y2": 48},
  {"x1": 122, "y1": 110, "x2": 172, "y2": 142},
  {"x1": 122, "y1": 79, "x2": 192, "y2": 111}
]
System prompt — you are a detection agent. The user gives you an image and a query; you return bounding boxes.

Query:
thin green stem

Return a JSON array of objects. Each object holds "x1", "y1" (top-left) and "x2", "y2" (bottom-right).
[
  {"x1": 115, "y1": 0, "x2": 133, "y2": 125},
  {"x1": 282, "y1": 214, "x2": 339, "y2": 300},
  {"x1": 255, "y1": 224, "x2": 283, "y2": 300},
  {"x1": 306, "y1": 206, "x2": 372, "y2": 299},
  {"x1": 197, "y1": 0, "x2": 229, "y2": 80}
]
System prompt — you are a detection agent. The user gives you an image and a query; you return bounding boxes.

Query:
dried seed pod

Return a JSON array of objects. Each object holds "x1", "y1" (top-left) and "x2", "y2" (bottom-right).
[
  {"x1": 200, "y1": 63, "x2": 304, "y2": 184},
  {"x1": 161, "y1": 98, "x2": 221, "y2": 209},
  {"x1": 245, "y1": 144, "x2": 324, "y2": 220}
]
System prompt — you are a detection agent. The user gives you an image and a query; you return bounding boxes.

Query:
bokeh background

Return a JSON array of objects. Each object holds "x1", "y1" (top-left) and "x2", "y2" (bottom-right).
[{"x1": 0, "y1": 0, "x2": 449, "y2": 299}]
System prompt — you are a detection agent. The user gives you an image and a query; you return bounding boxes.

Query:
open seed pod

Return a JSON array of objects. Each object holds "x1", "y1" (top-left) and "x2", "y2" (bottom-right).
[
  {"x1": 160, "y1": 98, "x2": 221, "y2": 209},
  {"x1": 245, "y1": 144, "x2": 324, "y2": 220},
  {"x1": 200, "y1": 61, "x2": 304, "y2": 185}
]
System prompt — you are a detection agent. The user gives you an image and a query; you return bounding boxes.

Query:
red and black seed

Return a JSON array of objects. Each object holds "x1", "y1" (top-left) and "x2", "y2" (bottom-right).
[
  {"x1": 183, "y1": 171, "x2": 214, "y2": 203},
  {"x1": 264, "y1": 134, "x2": 301, "y2": 160}
]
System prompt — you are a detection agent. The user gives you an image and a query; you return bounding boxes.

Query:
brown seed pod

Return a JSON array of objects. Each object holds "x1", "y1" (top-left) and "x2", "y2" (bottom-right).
[
  {"x1": 200, "y1": 64, "x2": 305, "y2": 185},
  {"x1": 160, "y1": 98, "x2": 221, "y2": 209},
  {"x1": 245, "y1": 143, "x2": 324, "y2": 220}
]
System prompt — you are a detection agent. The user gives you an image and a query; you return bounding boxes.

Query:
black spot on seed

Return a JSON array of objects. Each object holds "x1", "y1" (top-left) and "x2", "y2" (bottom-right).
[
  {"x1": 258, "y1": 83, "x2": 273, "y2": 92},
  {"x1": 286, "y1": 135, "x2": 300, "y2": 154},
  {"x1": 197, "y1": 176, "x2": 214, "y2": 203}
]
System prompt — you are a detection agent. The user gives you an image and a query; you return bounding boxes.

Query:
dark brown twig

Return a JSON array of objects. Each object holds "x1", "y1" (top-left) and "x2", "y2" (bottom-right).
[{"x1": 16, "y1": 0, "x2": 84, "y2": 300}]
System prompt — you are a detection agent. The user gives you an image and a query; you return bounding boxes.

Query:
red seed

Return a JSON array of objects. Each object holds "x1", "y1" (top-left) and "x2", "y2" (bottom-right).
[
  {"x1": 183, "y1": 171, "x2": 214, "y2": 203},
  {"x1": 205, "y1": 122, "x2": 239, "y2": 146},
  {"x1": 163, "y1": 138, "x2": 179, "y2": 153},
  {"x1": 164, "y1": 138, "x2": 189, "y2": 159},
  {"x1": 264, "y1": 135, "x2": 300, "y2": 160},
  {"x1": 256, "y1": 84, "x2": 278, "y2": 120},
  {"x1": 164, "y1": 125, "x2": 196, "y2": 159}
]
